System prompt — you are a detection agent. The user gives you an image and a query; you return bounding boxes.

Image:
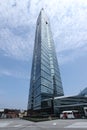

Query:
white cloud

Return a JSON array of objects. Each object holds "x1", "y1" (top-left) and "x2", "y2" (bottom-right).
[
  {"x1": 0, "y1": 69, "x2": 30, "y2": 79},
  {"x1": 0, "y1": 0, "x2": 87, "y2": 64},
  {"x1": 58, "y1": 48, "x2": 87, "y2": 65},
  {"x1": 0, "y1": 27, "x2": 34, "y2": 60}
]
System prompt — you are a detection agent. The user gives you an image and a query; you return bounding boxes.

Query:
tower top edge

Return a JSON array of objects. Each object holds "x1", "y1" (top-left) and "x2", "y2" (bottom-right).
[
  {"x1": 41, "y1": 8, "x2": 44, "y2": 11},
  {"x1": 40, "y1": 8, "x2": 44, "y2": 14},
  {"x1": 37, "y1": 8, "x2": 49, "y2": 24}
]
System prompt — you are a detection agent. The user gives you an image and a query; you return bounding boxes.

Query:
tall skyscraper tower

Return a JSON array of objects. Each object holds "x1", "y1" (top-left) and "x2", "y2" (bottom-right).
[{"x1": 28, "y1": 9, "x2": 64, "y2": 112}]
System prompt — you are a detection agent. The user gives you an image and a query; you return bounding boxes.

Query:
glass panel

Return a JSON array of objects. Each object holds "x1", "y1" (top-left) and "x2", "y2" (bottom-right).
[{"x1": 41, "y1": 85, "x2": 53, "y2": 94}]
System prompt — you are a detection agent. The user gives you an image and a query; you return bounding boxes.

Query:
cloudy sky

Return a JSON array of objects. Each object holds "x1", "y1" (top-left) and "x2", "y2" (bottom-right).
[{"x1": 0, "y1": 0, "x2": 87, "y2": 109}]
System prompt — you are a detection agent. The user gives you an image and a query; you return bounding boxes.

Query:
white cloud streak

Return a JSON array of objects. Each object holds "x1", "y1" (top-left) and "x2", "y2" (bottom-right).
[
  {"x1": 0, "y1": 28, "x2": 33, "y2": 60},
  {"x1": 0, "y1": 69, "x2": 30, "y2": 79},
  {"x1": 0, "y1": 0, "x2": 87, "y2": 64}
]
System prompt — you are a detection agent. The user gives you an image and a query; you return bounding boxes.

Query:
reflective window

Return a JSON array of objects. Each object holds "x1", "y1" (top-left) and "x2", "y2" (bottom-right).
[
  {"x1": 41, "y1": 70, "x2": 51, "y2": 80},
  {"x1": 41, "y1": 60, "x2": 50, "y2": 68},
  {"x1": 34, "y1": 87, "x2": 41, "y2": 97},
  {"x1": 41, "y1": 57, "x2": 50, "y2": 65},
  {"x1": 41, "y1": 85, "x2": 53, "y2": 94},
  {"x1": 34, "y1": 78, "x2": 41, "y2": 89},
  {"x1": 34, "y1": 95, "x2": 41, "y2": 106},
  {"x1": 41, "y1": 52, "x2": 49, "y2": 61},
  {"x1": 41, "y1": 77, "x2": 52, "y2": 89},
  {"x1": 41, "y1": 64, "x2": 50, "y2": 74}
]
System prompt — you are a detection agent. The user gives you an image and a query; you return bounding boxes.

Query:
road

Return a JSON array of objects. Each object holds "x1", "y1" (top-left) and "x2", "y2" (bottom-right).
[{"x1": 0, "y1": 118, "x2": 87, "y2": 130}]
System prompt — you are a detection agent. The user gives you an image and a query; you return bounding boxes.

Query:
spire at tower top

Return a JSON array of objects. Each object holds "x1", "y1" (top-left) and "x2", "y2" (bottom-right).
[
  {"x1": 40, "y1": 8, "x2": 44, "y2": 13},
  {"x1": 38, "y1": 8, "x2": 44, "y2": 18}
]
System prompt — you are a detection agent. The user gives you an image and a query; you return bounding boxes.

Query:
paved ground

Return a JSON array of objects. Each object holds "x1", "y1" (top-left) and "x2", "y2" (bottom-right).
[{"x1": 0, "y1": 118, "x2": 87, "y2": 130}]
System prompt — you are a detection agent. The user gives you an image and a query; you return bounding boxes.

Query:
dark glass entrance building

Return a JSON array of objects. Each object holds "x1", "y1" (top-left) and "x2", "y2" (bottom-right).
[{"x1": 27, "y1": 9, "x2": 64, "y2": 112}]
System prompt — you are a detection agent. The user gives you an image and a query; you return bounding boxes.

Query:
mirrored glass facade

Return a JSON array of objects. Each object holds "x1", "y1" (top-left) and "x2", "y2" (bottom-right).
[
  {"x1": 28, "y1": 9, "x2": 64, "y2": 111},
  {"x1": 78, "y1": 87, "x2": 87, "y2": 97}
]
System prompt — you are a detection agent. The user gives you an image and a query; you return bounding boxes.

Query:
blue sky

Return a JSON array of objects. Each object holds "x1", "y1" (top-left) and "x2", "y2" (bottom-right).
[{"x1": 0, "y1": 0, "x2": 87, "y2": 109}]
